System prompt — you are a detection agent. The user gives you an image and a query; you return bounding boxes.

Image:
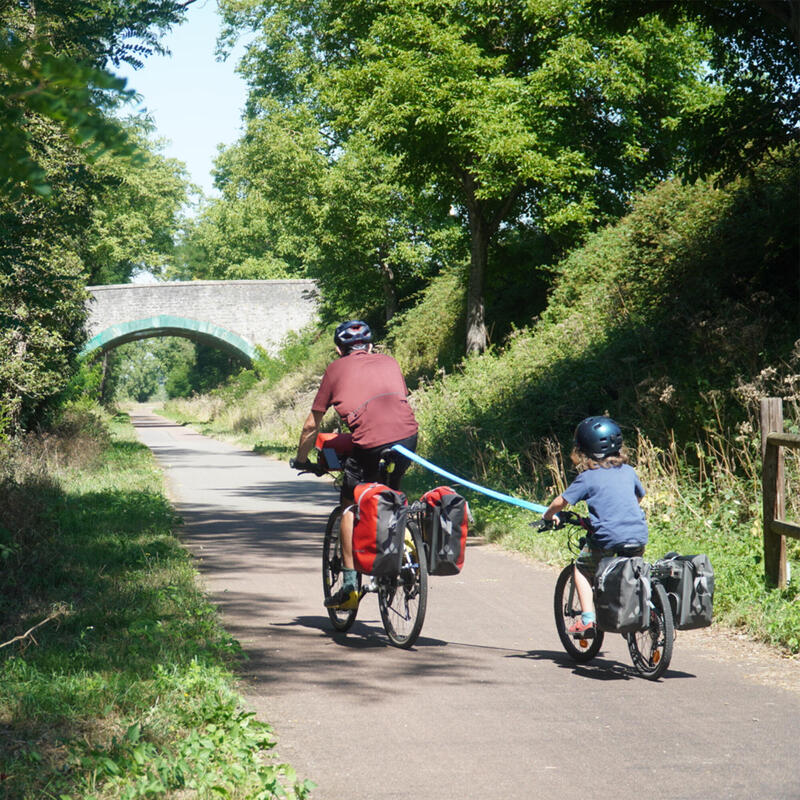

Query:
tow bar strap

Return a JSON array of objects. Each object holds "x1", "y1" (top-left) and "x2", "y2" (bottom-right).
[{"x1": 391, "y1": 443, "x2": 548, "y2": 514}]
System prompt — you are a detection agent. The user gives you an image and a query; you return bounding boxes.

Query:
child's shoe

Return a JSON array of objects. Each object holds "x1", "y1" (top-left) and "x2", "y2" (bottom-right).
[{"x1": 568, "y1": 617, "x2": 596, "y2": 639}]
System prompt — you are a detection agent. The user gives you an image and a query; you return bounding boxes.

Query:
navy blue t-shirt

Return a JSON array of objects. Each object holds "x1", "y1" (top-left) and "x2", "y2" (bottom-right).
[{"x1": 561, "y1": 464, "x2": 648, "y2": 550}]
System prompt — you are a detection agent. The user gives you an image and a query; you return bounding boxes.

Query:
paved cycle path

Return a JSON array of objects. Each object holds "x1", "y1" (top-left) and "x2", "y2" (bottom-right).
[{"x1": 131, "y1": 408, "x2": 800, "y2": 800}]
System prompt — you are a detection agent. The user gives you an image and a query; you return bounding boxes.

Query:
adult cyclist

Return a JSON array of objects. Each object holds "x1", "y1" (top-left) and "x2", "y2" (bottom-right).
[{"x1": 292, "y1": 320, "x2": 419, "y2": 610}]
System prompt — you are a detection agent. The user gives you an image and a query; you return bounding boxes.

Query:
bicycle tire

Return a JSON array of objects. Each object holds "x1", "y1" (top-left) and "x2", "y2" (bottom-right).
[
  {"x1": 377, "y1": 520, "x2": 428, "y2": 648},
  {"x1": 553, "y1": 564, "x2": 604, "y2": 663},
  {"x1": 625, "y1": 582, "x2": 674, "y2": 680},
  {"x1": 322, "y1": 506, "x2": 361, "y2": 632}
]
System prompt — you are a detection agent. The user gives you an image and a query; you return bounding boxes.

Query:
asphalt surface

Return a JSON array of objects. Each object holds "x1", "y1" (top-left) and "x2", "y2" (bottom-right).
[{"x1": 131, "y1": 407, "x2": 800, "y2": 800}]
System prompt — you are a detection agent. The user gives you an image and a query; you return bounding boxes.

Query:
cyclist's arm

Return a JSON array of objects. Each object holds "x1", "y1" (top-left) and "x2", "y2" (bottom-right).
[
  {"x1": 543, "y1": 494, "x2": 569, "y2": 521},
  {"x1": 296, "y1": 410, "x2": 325, "y2": 463}
]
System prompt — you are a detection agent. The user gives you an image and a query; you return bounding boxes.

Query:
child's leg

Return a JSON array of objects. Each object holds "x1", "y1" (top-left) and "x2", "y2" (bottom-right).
[{"x1": 573, "y1": 565, "x2": 594, "y2": 615}]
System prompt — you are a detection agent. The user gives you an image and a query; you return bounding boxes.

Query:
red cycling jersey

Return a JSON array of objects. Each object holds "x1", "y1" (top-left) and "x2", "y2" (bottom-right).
[{"x1": 311, "y1": 350, "x2": 419, "y2": 448}]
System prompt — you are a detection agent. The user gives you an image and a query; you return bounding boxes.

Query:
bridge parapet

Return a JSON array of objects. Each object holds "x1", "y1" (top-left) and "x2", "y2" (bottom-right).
[{"x1": 85, "y1": 279, "x2": 318, "y2": 358}]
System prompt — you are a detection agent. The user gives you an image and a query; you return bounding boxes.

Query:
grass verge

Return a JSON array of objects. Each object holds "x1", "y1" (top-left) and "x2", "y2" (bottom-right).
[{"x1": 0, "y1": 408, "x2": 313, "y2": 799}]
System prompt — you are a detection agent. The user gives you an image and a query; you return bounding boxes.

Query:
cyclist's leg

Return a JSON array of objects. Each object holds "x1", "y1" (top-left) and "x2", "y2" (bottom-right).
[
  {"x1": 338, "y1": 454, "x2": 367, "y2": 571},
  {"x1": 324, "y1": 461, "x2": 364, "y2": 607},
  {"x1": 340, "y1": 508, "x2": 355, "y2": 569}
]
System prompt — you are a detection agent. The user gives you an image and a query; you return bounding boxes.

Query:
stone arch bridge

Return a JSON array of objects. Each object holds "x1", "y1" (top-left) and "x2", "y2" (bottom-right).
[{"x1": 83, "y1": 279, "x2": 319, "y2": 364}]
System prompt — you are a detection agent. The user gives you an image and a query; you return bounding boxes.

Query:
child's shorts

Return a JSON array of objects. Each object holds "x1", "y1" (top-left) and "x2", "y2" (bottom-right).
[{"x1": 575, "y1": 540, "x2": 645, "y2": 580}]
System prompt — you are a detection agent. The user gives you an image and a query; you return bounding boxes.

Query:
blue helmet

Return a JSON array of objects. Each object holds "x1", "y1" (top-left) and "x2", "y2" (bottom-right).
[
  {"x1": 574, "y1": 416, "x2": 623, "y2": 459},
  {"x1": 334, "y1": 320, "x2": 372, "y2": 351}
]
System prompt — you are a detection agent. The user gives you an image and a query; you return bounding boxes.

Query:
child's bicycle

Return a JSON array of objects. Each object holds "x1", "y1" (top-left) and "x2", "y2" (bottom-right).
[
  {"x1": 291, "y1": 446, "x2": 428, "y2": 649},
  {"x1": 534, "y1": 511, "x2": 675, "y2": 680}
]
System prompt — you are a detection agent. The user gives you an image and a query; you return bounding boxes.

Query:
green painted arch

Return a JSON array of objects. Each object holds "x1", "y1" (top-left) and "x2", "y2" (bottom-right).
[{"x1": 82, "y1": 315, "x2": 257, "y2": 363}]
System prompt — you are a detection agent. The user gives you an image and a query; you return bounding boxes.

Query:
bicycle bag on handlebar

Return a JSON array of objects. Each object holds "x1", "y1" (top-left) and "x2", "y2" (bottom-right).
[
  {"x1": 315, "y1": 432, "x2": 353, "y2": 471},
  {"x1": 654, "y1": 553, "x2": 714, "y2": 630},
  {"x1": 594, "y1": 556, "x2": 651, "y2": 634},
  {"x1": 352, "y1": 482, "x2": 408, "y2": 576},
  {"x1": 420, "y1": 486, "x2": 471, "y2": 576}
]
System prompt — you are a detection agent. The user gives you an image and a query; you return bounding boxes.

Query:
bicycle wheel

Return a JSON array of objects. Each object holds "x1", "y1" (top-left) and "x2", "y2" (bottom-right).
[
  {"x1": 625, "y1": 582, "x2": 674, "y2": 680},
  {"x1": 322, "y1": 506, "x2": 361, "y2": 632},
  {"x1": 553, "y1": 564, "x2": 604, "y2": 663},
  {"x1": 377, "y1": 521, "x2": 428, "y2": 648}
]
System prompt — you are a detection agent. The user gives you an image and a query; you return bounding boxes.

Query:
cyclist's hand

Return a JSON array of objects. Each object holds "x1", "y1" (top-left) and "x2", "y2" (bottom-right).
[{"x1": 290, "y1": 458, "x2": 323, "y2": 475}]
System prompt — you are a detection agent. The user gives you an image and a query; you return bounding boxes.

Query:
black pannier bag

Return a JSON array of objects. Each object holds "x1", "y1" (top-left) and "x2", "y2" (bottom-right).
[
  {"x1": 594, "y1": 556, "x2": 651, "y2": 634},
  {"x1": 420, "y1": 486, "x2": 471, "y2": 576},
  {"x1": 656, "y1": 553, "x2": 714, "y2": 630}
]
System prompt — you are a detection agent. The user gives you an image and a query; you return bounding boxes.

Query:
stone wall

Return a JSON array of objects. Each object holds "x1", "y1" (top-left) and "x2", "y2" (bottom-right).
[{"x1": 86, "y1": 280, "x2": 319, "y2": 356}]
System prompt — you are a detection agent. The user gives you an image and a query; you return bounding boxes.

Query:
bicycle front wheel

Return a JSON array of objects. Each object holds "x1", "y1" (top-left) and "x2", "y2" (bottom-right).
[
  {"x1": 553, "y1": 564, "x2": 604, "y2": 663},
  {"x1": 322, "y1": 506, "x2": 361, "y2": 632},
  {"x1": 377, "y1": 521, "x2": 428, "y2": 648},
  {"x1": 625, "y1": 582, "x2": 674, "y2": 680}
]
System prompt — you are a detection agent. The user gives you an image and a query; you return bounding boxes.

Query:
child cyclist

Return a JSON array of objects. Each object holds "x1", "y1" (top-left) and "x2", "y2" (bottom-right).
[{"x1": 542, "y1": 416, "x2": 648, "y2": 636}]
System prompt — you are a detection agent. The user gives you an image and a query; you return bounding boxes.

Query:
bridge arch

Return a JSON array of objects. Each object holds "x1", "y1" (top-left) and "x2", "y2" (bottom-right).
[{"x1": 82, "y1": 315, "x2": 258, "y2": 363}]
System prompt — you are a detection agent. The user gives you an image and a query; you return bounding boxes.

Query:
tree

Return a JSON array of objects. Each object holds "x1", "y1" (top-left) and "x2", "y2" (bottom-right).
[
  {"x1": 591, "y1": 0, "x2": 800, "y2": 182},
  {"x1": 0, "y1": 0, "x2": 197, "y2": 196},
  {"x1": 222, "y1": 0, "x2": 716, "y2": 353},
  {"x1": 81, "y1": 118, "x2": 192, "y2": 285},
  {"x1": 171, "y1": 102, "x2": 324, "y2": 281},
  {"x1": 306, "y1": 133, "x2": 461, "y2": 323},
  {"x1": 0, "y1": 1, "x2": 196, "y2": 430},
  {"x1": 176, "y1": 100, "x2": 461, "y2": 324}
]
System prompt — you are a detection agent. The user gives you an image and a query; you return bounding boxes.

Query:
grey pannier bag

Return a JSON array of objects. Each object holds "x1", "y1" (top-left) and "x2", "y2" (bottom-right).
[
  {"x1": 656, "y1": 553, "x2": 714, "y2": 630},
  {"x1": 594, "y1": 556, "x2": 652, "y2": 634}
]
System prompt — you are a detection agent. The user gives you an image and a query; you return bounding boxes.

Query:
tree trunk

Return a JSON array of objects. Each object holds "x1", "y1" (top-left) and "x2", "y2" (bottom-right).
[
  {"x1": 99, "y1": 350, "x2": 108, "y2": 402},
  {"x1": 465, "y1": 209, "x2": 490, "y2": 354},
  {"x1": 378, "y1": 259, "x2": 397, "y2": 322}
]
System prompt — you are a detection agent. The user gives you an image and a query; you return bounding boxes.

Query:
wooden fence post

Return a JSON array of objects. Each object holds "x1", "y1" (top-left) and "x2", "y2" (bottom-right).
[{"x1": 760, "y1": 397, "x2": 787, "y2": 589}]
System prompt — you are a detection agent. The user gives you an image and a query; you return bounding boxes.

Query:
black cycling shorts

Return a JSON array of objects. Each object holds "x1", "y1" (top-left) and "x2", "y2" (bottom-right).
[{"x1": 340, "y1": 433, "x2": 418, "y2": 503}]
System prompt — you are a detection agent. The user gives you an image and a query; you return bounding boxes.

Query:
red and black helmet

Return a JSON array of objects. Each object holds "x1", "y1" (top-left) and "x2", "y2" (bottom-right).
[{"x1": 334, "y1": 320, "x2": 373, "y2": 350}]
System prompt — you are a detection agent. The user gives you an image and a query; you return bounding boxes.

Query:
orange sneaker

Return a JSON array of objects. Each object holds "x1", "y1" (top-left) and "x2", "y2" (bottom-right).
[{"x1": 568, "y1": 618, "x2": 596, "y2": 639}]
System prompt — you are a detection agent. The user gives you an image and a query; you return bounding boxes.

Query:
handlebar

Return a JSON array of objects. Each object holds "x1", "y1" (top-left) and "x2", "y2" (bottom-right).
[
  {"x1": 530, "y1": 510, "x2": 591, "y2": 532},
  {"x1": 289, "y1": 458, "x2": 327, "y2": 476}
]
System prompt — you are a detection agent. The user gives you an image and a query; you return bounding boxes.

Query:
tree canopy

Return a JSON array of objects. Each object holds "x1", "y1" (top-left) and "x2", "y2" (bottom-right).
[
  {"x1": 0, "y1": 1, "x2": 194, "y2": 431},
  {"x1": 220, "y1": 0, "x2": 719, "y2": 351}
]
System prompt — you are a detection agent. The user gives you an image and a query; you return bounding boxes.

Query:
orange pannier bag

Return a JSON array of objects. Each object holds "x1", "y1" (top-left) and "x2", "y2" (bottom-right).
[
  {"x1": 351, "y1": 482, "x2": 407, "y2": 576},
  {"x1": 315, "y1": 432, "x2": 353, "y2": 470}
]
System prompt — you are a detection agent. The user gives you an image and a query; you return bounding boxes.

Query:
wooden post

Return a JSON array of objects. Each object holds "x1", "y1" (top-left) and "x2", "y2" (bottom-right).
[{"x1": 760, "y1": 397, "x2": 787, "y2": 588}]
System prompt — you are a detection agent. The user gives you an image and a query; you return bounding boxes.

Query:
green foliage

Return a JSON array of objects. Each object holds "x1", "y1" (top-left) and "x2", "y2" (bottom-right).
[
  {"x1": 0, "y1": 0, "x2": 193, "y2": 196},
  {"x1": 0, "y1": 409, "x2": 311, "y2": 798},
  {"x1": 592, "y1": 0, "x2": 800, "y2": 182},
  {"x1": 0, "y1": 2, "x2": 193, "y2": 433},
  {"x1": 385, "y1": 267, "x2": 467, "y2": 387},
  {"x1": 223, "y1": 0, "x2": 717, "y2": 351},
  {"x1": 412, "y1": 146, "x2": 799, "y2": 476},
  {"x1": 81, "y1": 118, "x2": 192, "y2": 285}
]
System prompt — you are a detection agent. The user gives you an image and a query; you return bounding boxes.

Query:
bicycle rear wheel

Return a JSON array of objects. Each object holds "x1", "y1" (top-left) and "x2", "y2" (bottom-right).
[
  {"x1": 625, "y1": 582, "x2": 674, "y2": 680},
  {"x1": 377, "y1": 521, "x2": 428, "y2": 648},
  {"x1": 553, "y1": 564, "x2": 604, "y2": 663},
  {"x1": 322, "y1": 506, "x2": 361, "y2": 632}
]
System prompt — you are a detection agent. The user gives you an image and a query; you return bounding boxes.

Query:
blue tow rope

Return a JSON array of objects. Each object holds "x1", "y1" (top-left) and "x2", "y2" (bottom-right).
[{"x1": 391, "y1": 443, "x2": 548, "y2": 514}]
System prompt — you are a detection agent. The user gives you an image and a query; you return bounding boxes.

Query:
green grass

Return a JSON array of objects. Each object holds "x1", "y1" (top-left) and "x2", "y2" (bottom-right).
[{"x1": 0, "y1": 410, "x2": 312, "y2": 799}]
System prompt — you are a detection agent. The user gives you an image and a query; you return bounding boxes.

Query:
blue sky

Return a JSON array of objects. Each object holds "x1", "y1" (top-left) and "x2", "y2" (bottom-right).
[{"x1": 113, "y1": 0, "x2": 249, "y2": 197}]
